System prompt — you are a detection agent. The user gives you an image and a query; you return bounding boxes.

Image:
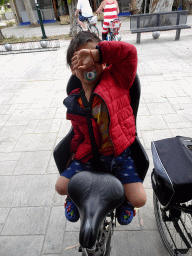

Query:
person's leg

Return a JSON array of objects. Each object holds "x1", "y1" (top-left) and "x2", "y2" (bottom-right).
[
  {"x1": 116, "y1": 182, "x2": 146, "y2": 225},
  {"x1": 55, "y1": 176, "x2": 69, "y2": 195},
  {"x1": 55, "y1": 159, "x2": 93, "y2": 222},
  {"x1": 78, "y1": 15, "x2": 87, "y2": 29},
  {"x1": 124, "y1": 182, "x2": 146, "y2": 208},
  {"x1": 102, "y1": 21, "x2": 109, "y2": 40},
  {"x1": 112, "y1": 147, "x2": 146, "y2": 225},
  {"x1": 102, "y1": 32, "x2": 108, "y2": 40}
]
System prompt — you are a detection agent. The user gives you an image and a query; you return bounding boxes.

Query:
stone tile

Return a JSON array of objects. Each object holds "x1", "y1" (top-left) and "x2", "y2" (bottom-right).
[
  {"x1": 12, "y1": 174, "x2": 58, "y2": 207},
  {"x1": 138, "y1": 188, "x2": 157, "y2": 230},
  {"x1": 43, "y1": 206, "x2": 66, "y2": 254},
  {"x1": 0, "y1": 176, "x2": 18, "y2": 207},
  {"x1": 0, "y1": 152, "x2": 21, "y2": 161},
  {"x1": 53, "y1": 192, "x2": 66, "y2": 206},
  {"x1": 147, "y1": 102, "x2": 175, "y2": 115},
  {"x1": 0, "y1": 140, "x2": 17, "y2": 153},
  {"x1": 1, "y1": 207, "x2": 50, "y2": 235},
  {"x1": 0, "y1": 235, "x2": 44, "y2": 256},
  {"x1": 4, "y1": 119, "x2": 29, "y2": 126},
  {"x1": 0, "y1": 161, "x2": 18, "y2": 175},
  {"x1": 34, "y1": 120, "x2": 53, "y2": 134},
  {"x1": 0, "y1": 125, "x2": 26, "y2": 142},
  {"x1": 171, "y1": 86, "x2": 188, "y2": 97},
  {"x1": 13, "y1": 151, "x2": 51, "y2": 175},
  {"x1": 111, "y1": 230, "x2": 169, "y2": 256},
  {"x1": 16, "y1": 103, "x2": 32, "y2": 110},
  {"x1": 61, "y1": 231, "x2": 80, "y2": 256},
  {"x1": 0, "y1": 224, "x2": 3, "y2": 233},
  {"x1": 47, "y1": 164, "x2": 59, "y2": 174},
  {"x1": 162, "y1": 113, "x2": 183, "y2": 123},
  {"x1": 65, "y1": 219, "x2": 80, "y2": 232},
  {"x1": 141, "y1": 130, "x2": 173, "y2": 150},
  {"x1": 182, "y1": 84, "x2": 192, "y2": 95},
  {"x1": 142, "y1": 93, "x2": 168, "y2": 103},
  {"x1": 137, "y1": 115, "x2": 168, "y2": 131},
  {"x1": 13, "y1": 133, "x2": 57, "y2": 152},
  {"x1": 8, "y1": 108, "x2": 56, "y2": 121},
  {"x1": 162, "y1": 73, "x2": 185, "y2": 81},
  {"x1": 171, "y1": 128, "x2": 192, "y2": 138},
  {"x1": 29, "y1": 99, "x2": 52, "y2": 109},
  {"x1": 0, "y1": 208, "x2": 10, "y2": 223},
  {"x1": 49, "y1": 119, "x2": 62, "y2": 133},
  {"x1": 137, "y1": 103, "x2": 150, "y2": 116},
  {"x1": 58, "y1": 119, "x2": 72, "y2": 138},
  {"x1": 167, "y1": 121, "x2": 192, "y2": 129},
  {"x1": 23, "y1": 120, "x2": 39, "y2": 133}
]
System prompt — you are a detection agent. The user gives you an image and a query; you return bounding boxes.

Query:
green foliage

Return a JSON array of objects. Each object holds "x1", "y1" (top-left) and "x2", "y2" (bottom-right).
[
  {"x1": 0, "y1": 0, "x2": 9, "y2": 7},
  {"x1": 0, "y1": 0, "x2": 5, "y2": 6}
]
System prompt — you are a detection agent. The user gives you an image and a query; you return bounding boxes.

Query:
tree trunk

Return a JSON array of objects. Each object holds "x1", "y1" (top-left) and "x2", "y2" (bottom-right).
[
  {"x1": 67, "y1": 0, "x2": 76, "y2": 35},
  {"x1": 137, "y1": 0, "x2": 144, "y2": 12},
  {"x1": 149, "y1": 0, "x2": 174, "y2": 13},
  {"x1": 183, "y1": 0, "x2": 192, "y2": 14},
  {"x1": 0, "y1": 29, "x2": 4, "y2": 42},
  {"x1": 130, "y1": 0, "x2": 144, "y2": 14},
  {"x1": 23, "y1": 0, "x2": 38, "y2": 27}
]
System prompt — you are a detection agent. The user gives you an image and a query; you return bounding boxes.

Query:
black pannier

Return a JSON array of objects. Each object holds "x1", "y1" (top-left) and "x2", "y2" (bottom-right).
[{"x1": 151, "y1": 136, "x2": 192, "y2": 207}]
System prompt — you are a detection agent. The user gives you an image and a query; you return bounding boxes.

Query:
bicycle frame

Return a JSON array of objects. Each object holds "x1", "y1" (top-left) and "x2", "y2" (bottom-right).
[
  {"x1": 108, "y1": 18, "x2": 121, "y2": 41},
  {"x1": 72, "y1": 16, "x2": 99, "y2": 37},
  {"x1": 80, "y1": 211, "x2": 115, "y2": 255}
]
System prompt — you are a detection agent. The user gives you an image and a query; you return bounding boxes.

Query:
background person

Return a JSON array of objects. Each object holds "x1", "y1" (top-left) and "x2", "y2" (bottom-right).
[
  {"x1": 96, "y1": 0, "x2": 119, "y2": 40},
  {"x1": 75, "y1": 0, "x2": 93, "y2": 30}
]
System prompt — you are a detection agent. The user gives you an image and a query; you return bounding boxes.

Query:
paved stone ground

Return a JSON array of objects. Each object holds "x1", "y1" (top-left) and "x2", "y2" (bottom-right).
[{"x1": 0, "y1": 19, "x2": 192, "y2": 256}]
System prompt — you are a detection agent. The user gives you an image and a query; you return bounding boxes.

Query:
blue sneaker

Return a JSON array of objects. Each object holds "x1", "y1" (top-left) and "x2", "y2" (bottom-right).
[
  {"x1": 65, "y1": 196, "x2": 80, "y2": 222},
  {"x1": 116, "y1": 200, "x2": 135, "y2": 225}
]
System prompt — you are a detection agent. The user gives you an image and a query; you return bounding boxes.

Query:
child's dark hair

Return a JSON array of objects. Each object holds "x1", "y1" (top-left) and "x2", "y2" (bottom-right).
[{"x1": 67, "y1": 31, "x2": 101, "y2": 67}]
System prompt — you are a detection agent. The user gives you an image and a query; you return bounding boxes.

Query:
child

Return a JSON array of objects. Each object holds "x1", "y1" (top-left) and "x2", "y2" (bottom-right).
[
  {"x1": 96, "y1": 0, "x2": 119, "y2": 40},
  {"x1": 55, "y1": 31, "x2": 147, "y2": 225}
]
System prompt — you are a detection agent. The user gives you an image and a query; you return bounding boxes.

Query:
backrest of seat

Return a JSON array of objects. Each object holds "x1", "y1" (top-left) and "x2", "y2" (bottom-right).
[
  {"x1": 66, "y1": 75, "x2": 82, "y2": 95},
  {"x1": 130, "y1": 74, "x2": 140, "y2": 124}
]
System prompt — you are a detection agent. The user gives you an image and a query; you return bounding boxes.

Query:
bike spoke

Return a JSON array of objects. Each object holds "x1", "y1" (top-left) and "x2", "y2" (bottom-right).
[{"x1": 154, "y1": 192, "x2": 192, "y2": 255}]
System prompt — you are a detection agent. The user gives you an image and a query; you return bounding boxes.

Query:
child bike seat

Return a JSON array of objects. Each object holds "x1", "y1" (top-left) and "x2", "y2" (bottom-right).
[
  {"x1": 67, "y1": 170, "x2": 125, "y2": 249},
  {"x1": 53, "y1": 74, "x2": 149, "y2": 181}
]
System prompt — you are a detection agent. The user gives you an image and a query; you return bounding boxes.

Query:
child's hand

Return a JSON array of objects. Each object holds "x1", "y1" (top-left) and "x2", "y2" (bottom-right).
[{"x1": 71, "y1": 49, "x2": 94, "y2": 71}]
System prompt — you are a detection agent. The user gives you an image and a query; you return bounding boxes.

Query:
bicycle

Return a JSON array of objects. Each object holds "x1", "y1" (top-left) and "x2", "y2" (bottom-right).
[
  {"x1": 107, "y1": 18, "x2": 122, "y2": 41},
  {"x1": 151, "y1": 136, "x2": 192, "y2": 255},
  {"x1": 53, "y1": 74, "x2": 149, "y2": 255},
  {"x1": 71, "y1": 16, "x2": 99, "y2": 37}
]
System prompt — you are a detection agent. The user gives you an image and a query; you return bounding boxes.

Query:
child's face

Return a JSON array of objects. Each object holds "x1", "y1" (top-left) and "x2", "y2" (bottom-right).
[{"x1": 73, "y1": 41, "x2": 104, "y2": 88}]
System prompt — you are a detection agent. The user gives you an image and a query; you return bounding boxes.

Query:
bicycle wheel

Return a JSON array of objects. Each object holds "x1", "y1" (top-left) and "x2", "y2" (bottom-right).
[
  {"x1": 71, "y1": 25, "x2": 82, "y2": 37},
  {"x1": 88, "y1": 25, "x2": 99, "y2": 37},
  {"x1": 153, "y1": 191, "x2": 192, "y2": 255},
  {"x1": 104, "y1": 223, "x2": 112, "y2": 256},
  {"x1": 111, "y1": 34, "x2": 116, "y2": 41}
]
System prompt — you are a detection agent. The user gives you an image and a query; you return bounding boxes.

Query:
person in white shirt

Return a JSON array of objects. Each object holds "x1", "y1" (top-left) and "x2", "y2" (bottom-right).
[{"x1": 75, "y1": 0, "x2": 93, "y2": 29}]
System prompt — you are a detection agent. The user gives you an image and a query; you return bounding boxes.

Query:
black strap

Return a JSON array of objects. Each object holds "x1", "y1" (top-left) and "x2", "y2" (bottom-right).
[{"x1": 80, "y1": 91, "x2": 101, "y2": 163}]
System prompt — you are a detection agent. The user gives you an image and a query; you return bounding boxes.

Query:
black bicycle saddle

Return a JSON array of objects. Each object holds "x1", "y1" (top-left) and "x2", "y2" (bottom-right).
[{"x1": 68, "y1": 171, "x2": 125, "y2": 249}]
